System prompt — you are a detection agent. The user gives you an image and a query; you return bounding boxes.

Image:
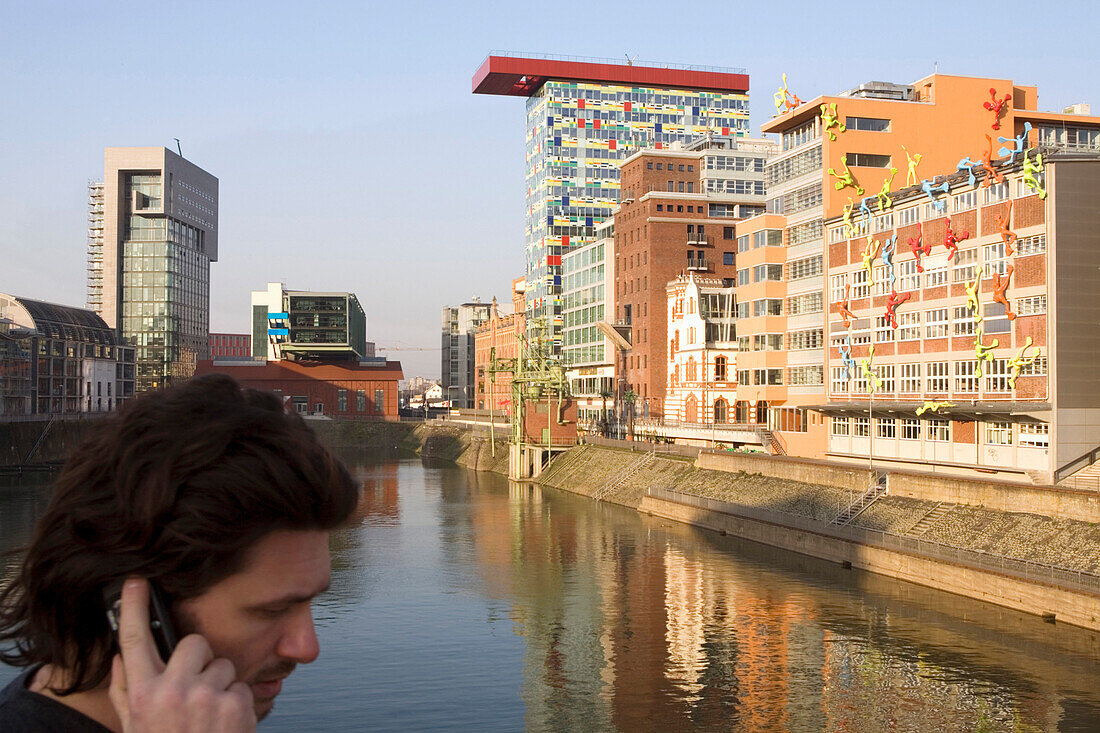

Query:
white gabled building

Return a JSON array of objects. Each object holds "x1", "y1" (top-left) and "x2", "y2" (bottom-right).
[{"x1": 665, "y1": 272, "x2": 739, "y2": 425}]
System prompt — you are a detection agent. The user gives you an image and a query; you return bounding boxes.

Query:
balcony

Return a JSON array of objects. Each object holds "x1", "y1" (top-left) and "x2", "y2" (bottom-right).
[
  {"x1": 686, "y1": 257, "x2": 709, "y2": 271},
  {"x1": 687, "y1": 235, "x2": 712, "y2": 247}
]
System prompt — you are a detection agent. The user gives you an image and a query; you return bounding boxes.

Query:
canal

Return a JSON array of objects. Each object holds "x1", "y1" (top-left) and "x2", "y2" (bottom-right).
[{"x1": 3, "y1": 454, "x2": 1100, "y2": 731}]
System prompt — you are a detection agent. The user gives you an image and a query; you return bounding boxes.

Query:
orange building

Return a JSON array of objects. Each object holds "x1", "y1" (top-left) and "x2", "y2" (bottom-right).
[
  {"x1": 474, "y1": 277, "x2": 525, "y2": 412},
  {"x1": 728, "y1": 73, "x2": 1100, "y2": 462}
]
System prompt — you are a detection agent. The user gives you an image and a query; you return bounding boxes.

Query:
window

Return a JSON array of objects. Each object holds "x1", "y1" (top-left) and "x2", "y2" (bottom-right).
[
  {"x1": 737, "y1": 235, "x2": 750, "y2": 253},
  {"x1": 766, "y1": 368, "x2": 783, "y2": 385},
  {"x1": 898, "y1": 312, "x2": 921, "y2": 341},
  {"x1": 735, "y1": 302, "x2": 749, "y2": 319},
  {"x1": 845, "y1": 116, "x2": 891, "y2": 132},
  {"x1": 954, "y1": 361, "x2": 978, "y2": 392},
  {"x1": 900, "y1": 363, "x2": 921, "y2": 393},
  {"x1": 983, "y1": 241, "x2": 1008, "y2": 277},
  {"x1": 788, "y1": 255, "x2": 823, "y2": 280},
  {"x1": 1017, "y1": 234, "x2": 1046, "y2": 256},
  {"x1": 897, "y1": 206, "x2": 919, "y2": 226},
  {"x1": 853, "y1": 417, "x2": 869, "y2": 437},
  {"x1": 788, "y1": 365, "x2": 824, "y2": 385},
  {"x1": 788, "y1": 329, "x2": 823, "y2": 350},
  {"x1": 788, "y1": 292, "x2": 823, "y2": 315},
  {"x1": 657, "y1": 204, "x2": 663, "y2": 211},
  {"x1": 753, "y1": 299, "x2": 782, "y2": 316},
  {"x1": 926, "y1": 419, "x2": 950, "y2": 441},
  {"x1": 754, "y1": 264, "x2": 783, "y2": 282},
  {"x1": 667, "y1": 181, "x2": 674, "y2": 191},
  {"x1": 788, "y1": 219, "x2": 824, "y2": 246},
  {"x1": 715, "y1": 356, "x2": 728, "y2": 381},
  {"x1": 1017, "y1": 295, "x2": 1047, "y2": 316},
  {"x1": 984, "y1": 181, "x2": 1009, "y2": 204},
  {"x1": 926, "y1": 361, "x2": 949, "y2": 393},
  {"x1": 1019, "y1": 423, "x2": 1049, "y2": 448},
  {"x1": 985, "y1": 358, "x2": 1011, "y2": 392},
  {"x1": 772, "y1": 407, "x2": 808, "y2": 432},
  {"x1": 356, "y1": 389, "x2": 366, "y2": 411},
  {"x1": 873, "y1": 213, "x2": 894, "y2": 232},
  {"x1": 1021, "y1": 357, "x2": 1048, "y2": 376},
  {"x1": 723, "y1": 226, "x2": 735, "y2": 239},
  {"x1": 337, "y1": 389, "x2": 348, "y2": 411},
  {"x1": 898, "y1": 260, "x2": 920, "y2": 292},
  {"x1": 723, "y1": 251, "x2": 735, "y2": 266},
  {"x1": 924, "y1": 257, "x2": 948, "y2": 288},
  {"x1": 714, "y1": 399, "x2": 728, "y2": 423},
  {"x1": 986, "y1": 421, "x2": 1013, "y2": 445},
  {"x1": 753, "y1": 229, "x2": 783, "y2": 248},
  {"x1": 831, "y1": 366, "x2": 849, "y2": 394},
  {"x1": 951, "y1": 248, "x2": 979, "y2": 284},
  {"x1": 737, "y1": 269, "x2": 750, "y2": 287},
  {"x1": 753, "y1": 334, "x2": 783, "y2": 350},
  {"x1": 852, "y1": 269, "x2": 869, "y2": 299},
  {"x1": 888, "y1": 419, "x2": 916, "y2": 441},
  {"x1": 830, "y1": 273, "x2": 848, "y2": 302},
  {"x1": 782, "y1": 119, "x2": 819, "y2": 151},
  {"x1": 679, "y1": 164, "x2": 685, "y2": 172},
  {"x1": 847, "y1": 152, "x2": 892, "y2": 167},
  {"x1": 737, "y1": 369, "x2": 751, "y2": 386},
  {"x1": 831, "y1": 416, "x2": 850, "y2": 436},
  {"x1": 656, "y1": 163, "x2": 664, "y2": 170},
  {"x1": 953, "y1": 190, "x2": 976, "y2": 212},
  {"x1": 925, "y1": 308, "x2": 948, "y2": 338},
  {"x1": 829, "y1": 226, "x2": 846, "y2": 243},
  {"x1": 647, "y1": 162, "x2": 653, "y2": 170},
  {"x1": 875, "y1": 316, "x2": 895, "y2": 343},
  {"x1": 877, "y1": 418, "x2": 896, "y2": 438}
]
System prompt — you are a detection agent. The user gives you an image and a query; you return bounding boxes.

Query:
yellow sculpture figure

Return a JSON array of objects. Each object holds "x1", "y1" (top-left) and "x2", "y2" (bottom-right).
[
  {"x1": 1022, "y1": 148, "x2": 1047, "y2": 199},
  {"x1": 974, "y1": 326, "x2": 999, "y2": 378},
  {"x1": 773, "y1": 73, "x2": 803, "y2": 116},
  {"x1": 1007, "y1": 336, "x2": 1041, "y2": 389},
  {"x1": 875, "y1": 167, "x2": 898, "y2": 212},
  {"x1": 903, "y1": 146, "x2": 923, "y2": 187},
  {"x1": 842, "y1": 198, "x2": 857, "y2": 238},
  {"x1": 965, "y1": 271, "x2": 983, "y2": 324},
  {"x1": 820, "y1": 102, "x2": 845, "y2": 140},
  {"x1": 859, "y1": 344, "x2": 883, "y2": 393},
  {"x1": 827, "y1": 155, "x2": 864, "y2": 195},
  {"x1": 916, "y1": 401, "x2": 955, "y2": 416},
  {"x1": 861, "y1": 236, "x2": 880, "y2": 287}
]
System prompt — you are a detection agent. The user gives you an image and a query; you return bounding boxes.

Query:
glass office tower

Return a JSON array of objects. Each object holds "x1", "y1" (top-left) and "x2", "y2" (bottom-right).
[{"x1": 475, "y1": 54, "x2": 750, "y2": 352}]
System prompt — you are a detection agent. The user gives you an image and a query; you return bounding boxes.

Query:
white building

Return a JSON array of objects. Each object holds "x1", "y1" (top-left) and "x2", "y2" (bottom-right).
[{"x1": 665, "y1": 273, "x2": 739, "y2": 424}]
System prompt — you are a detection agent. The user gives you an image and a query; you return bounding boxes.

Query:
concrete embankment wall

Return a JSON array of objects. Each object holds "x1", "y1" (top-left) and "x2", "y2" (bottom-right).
[
  {"x1": 640, "y1": 494, "x2": 1100, "y2": 631},
  {"x1": 697, "y1": 450, "x2": 1100, "y2": 524},
  {"x1": 0, "y1": 419, "x2": 99, "y2": 467}
]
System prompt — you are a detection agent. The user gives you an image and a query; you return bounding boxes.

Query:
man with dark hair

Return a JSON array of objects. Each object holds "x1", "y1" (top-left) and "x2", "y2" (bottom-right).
[{"x1": 0, "y1": 374, "x2": 360, "y2": 731}]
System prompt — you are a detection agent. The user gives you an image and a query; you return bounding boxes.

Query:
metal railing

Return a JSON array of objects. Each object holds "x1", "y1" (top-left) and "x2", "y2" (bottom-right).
[
  {"x1": 1055, "y1": 444, "x2": 1100, "y2": 483},
  {"x1": 686, "y1": 257, "x2": 709, "y2": 270},
  {"x1": 649, "y1": 487, "x2": 1100, "y2": 596},
  {"x1": 484, "y1": 51, "x2": 746, "y2": 76}
]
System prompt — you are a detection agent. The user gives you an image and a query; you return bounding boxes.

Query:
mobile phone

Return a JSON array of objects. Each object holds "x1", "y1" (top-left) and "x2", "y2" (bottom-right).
[{"x1": 103, "y1": 578, "x2": 179, "y2": 662}]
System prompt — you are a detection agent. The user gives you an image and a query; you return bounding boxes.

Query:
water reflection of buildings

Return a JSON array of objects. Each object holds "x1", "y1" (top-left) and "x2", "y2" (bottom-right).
[
  {"x1": 457, "y1": 473, "x2": 1100, "y2": 731},
  {"x1": 350, "y1": 463, "x2": 400, "y2": 525}
]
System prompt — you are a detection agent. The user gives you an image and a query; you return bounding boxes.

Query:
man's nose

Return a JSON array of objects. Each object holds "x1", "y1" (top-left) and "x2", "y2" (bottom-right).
[{"x1": 277, "y1": 606, "x2": 320, "y2": 664}]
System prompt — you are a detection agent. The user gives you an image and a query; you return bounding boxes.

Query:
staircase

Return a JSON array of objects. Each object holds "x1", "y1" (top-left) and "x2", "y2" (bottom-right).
[
  {"x1": 757, "y1": 428, "x2": 786, "y2": 456},
  {"x1": 1059, "y1": 461, "x2": 1100, "y2": 491},
  {"x1": 23, "y1": 417, "x2": 55, "y2": 465},
  {"x1": 831, "y1": 473, "x2": 888, "y2": 526},
  {"x1": 906, "y1": 502, "x2": 956, "y2": 537},
  {"x1": 593, "y1": 451, "x2": 656, "y2": 502}
]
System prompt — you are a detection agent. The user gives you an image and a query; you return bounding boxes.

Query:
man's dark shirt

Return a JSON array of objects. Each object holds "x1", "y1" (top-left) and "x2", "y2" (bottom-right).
[{"x1": 0, "y1": 666, "x2": 111, "y2": 732}]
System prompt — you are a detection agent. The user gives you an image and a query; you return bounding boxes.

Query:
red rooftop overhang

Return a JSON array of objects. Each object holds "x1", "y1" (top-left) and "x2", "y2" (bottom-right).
[{"x1": 472, "y1": 54, "x2": 749, "y2": 97}]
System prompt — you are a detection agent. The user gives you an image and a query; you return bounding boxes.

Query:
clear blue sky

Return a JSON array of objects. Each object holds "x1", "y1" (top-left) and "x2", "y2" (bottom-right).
[{"x1": 2, "y1": 0, "x2": 1095, "y2": 378}]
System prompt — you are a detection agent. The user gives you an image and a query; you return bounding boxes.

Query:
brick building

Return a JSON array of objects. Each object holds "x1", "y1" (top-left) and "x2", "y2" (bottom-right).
[
  {"x1": 209, "y1": 332, "x2": 251, "y2": 359},
  {"x1": 195, "y1": 358, "x2": 403, "y2": 419},
  {"x1": 614, "y1": 135, "x2": 774, "y2": 418},
  {"x1": 474, "y1": 277, "x2": 526, "y2": 412}
]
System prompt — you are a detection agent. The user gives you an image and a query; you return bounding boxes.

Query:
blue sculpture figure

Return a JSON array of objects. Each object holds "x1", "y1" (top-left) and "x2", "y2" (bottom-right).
[
  {"x1": 921, "y1": 178, "x2": 951, "y2": 213},
  {"x1": 881, "y1": 235, "x2": 897, "y2": 291},
  {"x1": 957, "y1": 157, "x2": 981, "y2": 187},
  {"x1": 859, "y1": 195, "x2": 875, "y2": 226},
  {"x1": 998, "y1": 121, "x2": 1032, "y2": 165},
  {"x1": 839, "y1": 335, "x2": 856, "y2": 381}
]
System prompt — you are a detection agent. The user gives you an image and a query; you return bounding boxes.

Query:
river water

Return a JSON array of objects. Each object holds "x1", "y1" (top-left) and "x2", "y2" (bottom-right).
[{"x1": 3, "y1": 455, "x2": 1100, "y2": 731}]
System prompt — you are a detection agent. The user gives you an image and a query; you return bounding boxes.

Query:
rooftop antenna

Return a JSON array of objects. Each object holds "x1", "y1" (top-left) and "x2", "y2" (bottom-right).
[
  {"x1": 625, "y1": 53, "x2": 637, "y2": 66},
  {"x1": 173, "y1": 138, "x2": 183, "y2": 157}
]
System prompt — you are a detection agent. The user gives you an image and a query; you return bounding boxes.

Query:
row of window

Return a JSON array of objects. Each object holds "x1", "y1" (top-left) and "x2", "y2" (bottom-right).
[
  {"x1": 646, "y1": 162, "x2": 694, "y2": 172},
  {"x1": 831, "y1": 417, "x2": 1048, "y2": 447},
  {"x1": 830, "y1": 357, "x2": 1047, "y2": 394}
]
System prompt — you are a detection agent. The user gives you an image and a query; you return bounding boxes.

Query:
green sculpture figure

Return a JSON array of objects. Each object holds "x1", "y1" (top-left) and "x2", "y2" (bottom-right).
[
  {"x1": 875, "y1": 167, "x2": 898, "y2": 212},
  {"x1": 1007, "y1": 336, "x2": 1040, "y2": 389},
  {"x1": 820, "y1": 102, "x2": 845, "y2": 141},
  {"x1": 974, "y1": 327, "x2": 999, "y2": 378},
  {"x1": 859, "y1": 344, "x2": 882, "y2": 394},
  {"x1": 917, "y1": 400, "x2": 955, "y2": 416},
  {"x1": 842, "y1": 198, "x2": 857, "y2": 238},
  {"x1": 828, "y1": 155, "x2": 864, "y2": 195},
  {"x1": 1022, "y1": 148, "x2": 1047, "y2": 199}
]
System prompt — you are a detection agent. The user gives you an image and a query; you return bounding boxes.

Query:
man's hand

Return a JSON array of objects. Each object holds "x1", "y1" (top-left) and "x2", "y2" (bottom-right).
[{"x1": 108, "y1": 577, "x2": 257, "y2": 732}]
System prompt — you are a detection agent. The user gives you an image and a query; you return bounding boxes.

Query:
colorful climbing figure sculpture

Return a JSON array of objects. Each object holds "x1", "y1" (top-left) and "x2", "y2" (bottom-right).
[
  {"x1": 835, "y1": 284, "x2": 856, "y2": 328},
  {"x1": 991, "y1": 264, "x2": 1016, "y2": 320},
  {"x1": 903, "y1": 146, "x2": 922, "y2": 187},
  {"x1": 1007, "y1": 337, "x2": 1040, "y2": 390},
  {"x1": 984, "y1": 87, "x2": 1010, "y2": 130},
  {"x1": 965, "y1": 271, "x2": 983, "y2": 324},
  {"x1": 998, "y1": 121, "x2": 1032, "y2": 165},
  {"x1": 842, "y1": 198, "x2": 857, "y2": 238},
  {"x1": 859, "y1": 344, "x2": 883, "y2": 394},
  {"x1": 884, "y1": 289, "x2": 911, "y2": 328},
  {"x1": 828, "y1": 155, "x2": 863, "y2": 195},
  {"x1": 773, "y1": 73, "x2": 803, "y2": 115},
  {"x1": 861, "y1": 237, "x2": 880, "y2": 286},
  {"x1": 916, "y1": 401, "x2": 955, "y2": 416},
  {"x1": 974, "y1": 327, "x2": 999, "y2": 378},
  {"x1": 839, "y1": 336, "x2": 856, "y2": 381},
  {"x1": 957, "y1": 156, "x2": 982, "y2": 188},
  {"x1": 881, "y1": 235, "x2": 898, "y2": 290},
  {"x1": 944, "y1": 216, "x2": 970, "y2": 261},
  {"x1": 1023, "y1": 149, "x2": 1047, "y2": 199},
  {"x1": 875, "y1": 167, "x2": 898, "y2": 212},
  {"x1": 909, "y1": 223, "x2": 931, "y2": 272},
  {"x1": 921, "y1": 178, "x2": 950, "y2": 213},
  {"x1": 820, "y1": 102, "x2": 845, "y2": 140},
  {"x1": 997, "y1": 200, "x2": 1016, "y2": 255},
  {"x1": 981, "y1": 135, "x2": 1005, "y2": 187}
]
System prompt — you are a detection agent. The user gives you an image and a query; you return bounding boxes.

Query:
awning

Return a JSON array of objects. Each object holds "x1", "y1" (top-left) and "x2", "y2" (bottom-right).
[{"x1": 803, "y1": 401, "x2": 1050, "y2": 423}]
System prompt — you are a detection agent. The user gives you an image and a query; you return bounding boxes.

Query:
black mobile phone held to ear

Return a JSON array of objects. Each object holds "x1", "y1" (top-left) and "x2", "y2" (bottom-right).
[{"x1": 103, "y1": 578, "x2": 179, "y2": 662}]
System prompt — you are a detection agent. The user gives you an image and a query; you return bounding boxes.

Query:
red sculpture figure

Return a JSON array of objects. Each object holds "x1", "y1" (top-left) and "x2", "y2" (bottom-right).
[
  {"x1": 998, "y1": 200, "x2": 1017, "y2": 255},
  {"x1": 835, "y1": 284, "x2": 855, "y2": 328},
  {"x1": 981, "y1": 134, "x2": 1005, "y2": 187},
  {"x1": 944, "y1": 216, "x2": 970, "y2": 261},
  {"x1": 908, "y1": 223, "x2": 930, "y2": 272},
  {"x1": 884, "y1": 289, "x2": 911, "y2": 328},
  {"x1": 991, "y1": 265, "x2": 1016, "y2": 320},
  {"x1": 984, "y1": 88, "x2": 1010, "y2": 130}
]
